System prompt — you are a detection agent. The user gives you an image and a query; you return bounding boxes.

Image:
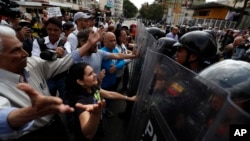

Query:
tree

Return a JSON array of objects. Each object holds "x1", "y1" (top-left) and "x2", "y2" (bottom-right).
[
  {"x1": 139, "y1": 3, "x2": 164, "y2": 22},
  {"x1": 123, "y1": 0, "x2": 138, "y2": 18}
]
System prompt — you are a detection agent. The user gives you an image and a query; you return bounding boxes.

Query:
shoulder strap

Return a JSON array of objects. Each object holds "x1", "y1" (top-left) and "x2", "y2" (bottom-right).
[
  {"x1": 58, "y1": 38, "x2": 66, "y2": 47},
  {"x1": 36, "y1": 38, "x2": 47, "y2": 51},
  {"x1": 37, "y1": 37, "x2": 66, "y2": 51}
]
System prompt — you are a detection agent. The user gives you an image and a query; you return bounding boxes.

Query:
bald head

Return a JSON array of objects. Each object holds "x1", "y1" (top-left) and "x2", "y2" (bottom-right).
[
  {"x1": 233, "y1": 36, "x2": 243, "y2": 47},
  {"x1": 103, "y1": 32, "x2": 115, "y2": 41},
  {"x1": 103, "y1": 32, "x2": 116, "y2": 49},
  {"x1": 172, "y1": 26, "x2": 179, "y2": 34}
]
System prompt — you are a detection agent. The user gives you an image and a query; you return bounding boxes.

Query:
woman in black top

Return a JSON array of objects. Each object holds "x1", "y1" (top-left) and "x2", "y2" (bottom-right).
[{"x1": 65, "y1": 62, "x2": 135, "y2": 141}]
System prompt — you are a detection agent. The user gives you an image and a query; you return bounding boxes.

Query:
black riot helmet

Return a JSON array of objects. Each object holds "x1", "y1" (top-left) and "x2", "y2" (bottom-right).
[
  {"x1": 173, "y1": 31, "x2": 217, "y2": 65},
  {"x1": 199, "y1": 60, "x2": 250, "y2": 113},
  {"x1": 155, "y1": 37, "x2": 177, "y2": 58},
  {"x1": 146, "y1": 27, "x2": 166, "y2": 40},
  {"x1": 203, "y1": 29, "x2": 216, "y2": 40},
  {"x1": 189, "y1": 26, "x2": 200, "y2": 32}
]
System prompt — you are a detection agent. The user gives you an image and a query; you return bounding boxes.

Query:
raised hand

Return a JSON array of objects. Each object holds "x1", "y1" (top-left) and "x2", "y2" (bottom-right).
[
  {"x1": 98, "y1": 69, "x2": 106, "y2": 85},
  {"x1": 7, "y1": 83, "x2": 74, "y2": 129},
  {"x1": 55, "y1": 47, "x2": 65, "y2": 58},
  {"x1": 79, "y1": 28, "x2": 107, "y2": 56},
  {"x1": 17, "y1": 83, "x2": 74, "y2": 116},
  {"x1": 75, "y1": 99, "x2": 106, "y2": 116},
  {"x1": 109, "y1": 64, "x2": 116, "y2": 73},
  {"x1": 88, "y1": 28, "x2": 107, "y2": 45}
]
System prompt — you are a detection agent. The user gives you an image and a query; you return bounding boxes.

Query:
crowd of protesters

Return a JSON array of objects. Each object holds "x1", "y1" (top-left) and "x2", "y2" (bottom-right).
[
  {"x1": 1, "y1": 3, "x2": 250, "y2": 141},
  {"x1": 147, "y1": 22, "x2": 250, "y2": 63},
  {"x1": 0, "y1": 5, "x2": 139, "y2": 141}
]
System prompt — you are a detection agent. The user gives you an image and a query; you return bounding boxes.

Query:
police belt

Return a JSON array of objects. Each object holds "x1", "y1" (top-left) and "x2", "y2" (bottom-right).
[{"x1": 14, "y1": 115, "x2": 70, "y2": 141}]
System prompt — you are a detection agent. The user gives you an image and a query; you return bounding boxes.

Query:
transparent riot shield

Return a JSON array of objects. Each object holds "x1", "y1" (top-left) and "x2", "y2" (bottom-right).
[
  {"x1": 126, "y1": 48, "x2": 230, "y2": 141},
  {"x1": 152, "y1": 37, "x2": 177, "y2": 58},
  {"x1": 146, "y1": 27, "x2": 166, "y2": 40},
  {"x1": 203, "y1": 96, "x2": 250, "y2": 141},
  {"x1": 128, "y1": 22, "x2": 157, "y2": 95}
]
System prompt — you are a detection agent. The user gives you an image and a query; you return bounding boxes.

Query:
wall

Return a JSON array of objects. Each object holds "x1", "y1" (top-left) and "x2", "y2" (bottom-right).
[{"x1": 193, "y1": 8, "x2": 228, "y2": 19}]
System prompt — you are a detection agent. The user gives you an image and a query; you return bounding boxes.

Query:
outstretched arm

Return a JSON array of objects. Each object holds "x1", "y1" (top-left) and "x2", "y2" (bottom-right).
[
  {"x1": 7, "y1": 83, "x2": 74, "y2": 129},
  {"x1": 78, "y1": 28, "x2": 106, "y2": 57},
  {"x1": 76, "y1": 100, "x2": 106, "y2": 140},
  {"x1": 108, "y1": 50, "x2": 137, "y2": 60},
  {"x1": 100, "y1": 89, "x2": 136, "y2": 101}
]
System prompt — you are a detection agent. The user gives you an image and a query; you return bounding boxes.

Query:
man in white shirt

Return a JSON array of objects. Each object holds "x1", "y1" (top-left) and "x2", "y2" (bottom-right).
[
  {"x1": 88, "y1": 15, "x2": 98, "y2": 33},
  {"x1": 166, "y1": 26, "x2": 179, "y2": 41},
  {"x1": 31, "y1": 17, "x2": 72, "y2": 98},
  {"x1": 0, "y1": 24, "x2": 105, "y2": 140},
  {"x1": 67, "y1": 12, "x2": 91, "y2": 52},
  {"x1": 32, "y1": 17, "x2": 71, "y2": 56}
]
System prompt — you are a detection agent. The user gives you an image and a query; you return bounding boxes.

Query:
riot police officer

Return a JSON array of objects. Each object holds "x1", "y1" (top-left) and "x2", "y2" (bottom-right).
[
  {"x1": 199, "y1": 59, "x2": 250, "y2": 113},
  {"x1": 154, "y1": 37, "x2": 177, "y2": 58},
  {"x1": 199, "y1": 60, "x2": 250, "y2": 141},
  {"x1": 146, "y1": 27, "x2": 165, "y2": 40},
  {"x1": 173, "y1": 31, "x2": 218, "y2": 73}
]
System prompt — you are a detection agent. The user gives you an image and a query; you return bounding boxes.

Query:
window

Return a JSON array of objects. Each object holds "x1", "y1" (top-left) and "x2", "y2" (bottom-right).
[
  {"x1": 194, "y1": 10, "x2": 210, "y2": 16},
  {"x1": 199, "y1": 10, "x2": 210, "y2": 16}
]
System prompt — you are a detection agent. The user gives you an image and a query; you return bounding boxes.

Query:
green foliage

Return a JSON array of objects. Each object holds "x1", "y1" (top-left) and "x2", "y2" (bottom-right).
[
  {"x1": 123, "y1": 0, "x2": 138, "y2": 18},
  {"x1": 139, "y1": 3, "x2": 164, "y2": 22}
]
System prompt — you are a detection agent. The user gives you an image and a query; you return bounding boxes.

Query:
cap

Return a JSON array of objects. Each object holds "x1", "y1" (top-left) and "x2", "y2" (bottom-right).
[
  {"x1": 74, "y1": 12, "x2": 91, "y2": 22},
  {"x1": 19, "y1": 19, "x2": 32, "y2": 27},
  {"x1": 24, "y1": 13, "x2": 32, "y2": 21}
]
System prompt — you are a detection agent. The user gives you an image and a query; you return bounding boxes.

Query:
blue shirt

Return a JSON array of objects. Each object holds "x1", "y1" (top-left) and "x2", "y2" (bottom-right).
[
  {"x1": 81, "y1": 50, "x2": 110, "y2": 75},
  {"x1": 100, "y1": 47, "x2": 125, "y2": 88},
  {"x1": 166, "y1": 32, "x2": 178, "y2": 41}
]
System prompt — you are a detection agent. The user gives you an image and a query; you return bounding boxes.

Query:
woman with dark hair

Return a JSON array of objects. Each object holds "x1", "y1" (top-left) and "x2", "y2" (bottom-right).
[
  {"x1": 114, "y1": 28, "x2": 132, "y2": 92},
  {"x1": 65, "y1": 62, "x2": 136, "y2": 141}
]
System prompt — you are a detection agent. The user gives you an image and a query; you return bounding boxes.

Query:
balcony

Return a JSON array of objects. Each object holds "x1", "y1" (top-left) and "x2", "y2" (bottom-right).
[
  {"x1": 31, "y1": 0, "x2": 49, "y2": 3},
  {"x1": 15, "y1": 0, "x2": 44, "y2": 6}
]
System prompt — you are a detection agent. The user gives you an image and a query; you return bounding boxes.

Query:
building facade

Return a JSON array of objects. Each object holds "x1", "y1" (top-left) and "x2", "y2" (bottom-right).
[
  {"x1": 14, "y1": 0, "x2": 98, "y2": 14},
  {"x1": 98, "y1": 0, "x2": 123, "y2": 17},
  {"x1": 114, "y1": 0, "x2": 123, "y2": 17}
]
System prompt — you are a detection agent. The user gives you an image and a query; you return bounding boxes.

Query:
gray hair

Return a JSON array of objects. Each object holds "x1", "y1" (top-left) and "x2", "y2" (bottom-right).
[
  {"x1": 0, "y1": 25, "x2": 16, "y2": 52},
  {"x1": 77, "y1": 28, "x2": 93, "y2": 48}
]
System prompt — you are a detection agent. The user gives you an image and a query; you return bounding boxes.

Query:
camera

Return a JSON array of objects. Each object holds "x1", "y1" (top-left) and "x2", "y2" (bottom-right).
[
  {"x1": 18, "y1": 20, "x2": 33, "y2": 32},
  {"x1": 95, "y1": 11, "x2": 104, "y2": 28},
  {"x1": 0, "y1": 0, "x2": 21, "y2": 19},
  {"x1": 40, "y1": 49, "x2": 58, "y2": 61}
]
